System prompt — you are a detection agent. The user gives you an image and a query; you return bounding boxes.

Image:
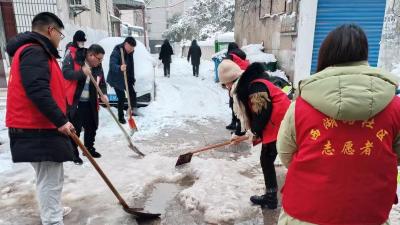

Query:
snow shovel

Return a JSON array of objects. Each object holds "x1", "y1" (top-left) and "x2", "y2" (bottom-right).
[
  {"x1": 69, "y1": 132, "x2": 160, "y2": 219},
  {"x1": 85, "y1": 64, "x2": 145, "y2": 157},
  {"x1": 175, "y1": 135, "x2": 249, "y2": 167},
  {"x1": 120, "y1": 48, "x2": 138, "y2": 135}
]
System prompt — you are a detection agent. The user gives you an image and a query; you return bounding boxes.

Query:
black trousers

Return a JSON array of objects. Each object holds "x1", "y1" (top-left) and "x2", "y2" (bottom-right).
[
  {"x1": 229, "y1": 96, "x2": 240, "y2": 125},
  {"x1": 71, "y1": 101, "x2": 97, "y2": 157},
  {"x1": 163, "y1": 63, "x2": 170, "y2": 76},
  {"x1": 260, "y1": 142, "x2": 278, "y2": 190},
  {"x1": 115, "y1": 85, "x2": 137, "y2": 120},
  {"x1": 192, "y1": 64, "x2": 199, "y2": 76}
]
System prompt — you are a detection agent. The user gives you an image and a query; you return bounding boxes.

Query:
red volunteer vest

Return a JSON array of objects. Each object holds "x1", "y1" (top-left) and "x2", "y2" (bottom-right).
[
  {"x1": 282, "y1": 97, "x2": 400, "y2": 225},
  {"x1": 6, "y1": 43, "x2": 67, "y2": 129},
  {"x1": 251, "y1": 79, "x2": 290, "y2": 145},
  {"x1": 65, "y1": 46, "x2": 80, "y2": 105},
  {"x1": 230, "y1": 53, "x2": 249, "y2": 70}
]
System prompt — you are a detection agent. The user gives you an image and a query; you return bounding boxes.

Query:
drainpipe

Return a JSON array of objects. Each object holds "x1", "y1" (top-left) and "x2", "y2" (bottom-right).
[{"x1": 142, "y1": 6, "x2": 147, "y2": 47}]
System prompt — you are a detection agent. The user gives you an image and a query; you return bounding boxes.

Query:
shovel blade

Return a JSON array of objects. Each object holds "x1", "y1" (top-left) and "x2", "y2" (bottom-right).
[
  {"x1": 175, "y1": 152, "x2": 193, "y2": 167},
  {"x1": 128, "y1": 143, "x2": 145, "y2": 157},
  {"x1": 128, "y1": 117, "x2": 138, "y2": 132},
  {"x1": 123, "y1": 206, "x2": 161, "y2": 219}
]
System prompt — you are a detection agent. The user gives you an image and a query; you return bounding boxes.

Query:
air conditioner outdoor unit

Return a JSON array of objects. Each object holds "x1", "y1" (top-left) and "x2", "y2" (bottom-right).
[{"x1": 69, "y1": 0, "x2": 90, "y2": 17}]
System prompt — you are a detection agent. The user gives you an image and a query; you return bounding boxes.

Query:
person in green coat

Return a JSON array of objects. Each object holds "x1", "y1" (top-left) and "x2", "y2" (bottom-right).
[{"x1": 277, "y1": 24, "x2": 399, "y2": 225}]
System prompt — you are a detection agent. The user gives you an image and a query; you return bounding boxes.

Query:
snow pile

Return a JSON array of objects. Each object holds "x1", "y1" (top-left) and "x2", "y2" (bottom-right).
[
  {"x1": 242, "y1": 44, "x2": 277, "y2": 64},
  {"x1": 212, "y1": 44, "x2": 277, "y2": 65},
  {"x1": 178, "y1": 146, "x2": 264, "y2": 224},
  {"x1": 268, "y1": 70, "x2": 289, "y2": 82}
]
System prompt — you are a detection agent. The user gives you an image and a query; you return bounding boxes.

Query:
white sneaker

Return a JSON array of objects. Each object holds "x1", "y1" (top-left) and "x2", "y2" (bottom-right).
[{"x1": 63, "y1": 207, "x2": 72, "y2": 217}]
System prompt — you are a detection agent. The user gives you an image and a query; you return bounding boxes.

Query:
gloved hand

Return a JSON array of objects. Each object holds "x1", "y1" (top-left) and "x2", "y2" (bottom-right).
[{"x1": 230, "y1": 131, "x2": 251, "y2": 145}]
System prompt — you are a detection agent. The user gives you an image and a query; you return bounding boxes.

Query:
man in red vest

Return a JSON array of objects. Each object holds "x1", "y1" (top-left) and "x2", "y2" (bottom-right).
[
  {"x1": 62, "y1": 43, "x2": 107, "y2": 165},
  {"x1": 218, "y1": 59, "x2": 290, "y2": 209},
  {"x1": 6, "y1": 12, "x2": 74, "y2": 225},
  {"x1": 277, "y1": 24, "x2": 399, "y2": 225}
]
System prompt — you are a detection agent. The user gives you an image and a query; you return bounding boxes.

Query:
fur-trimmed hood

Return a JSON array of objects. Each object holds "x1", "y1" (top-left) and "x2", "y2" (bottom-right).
[{"x1": 231, "y1": 63, "x2": 269, "y2": 132}]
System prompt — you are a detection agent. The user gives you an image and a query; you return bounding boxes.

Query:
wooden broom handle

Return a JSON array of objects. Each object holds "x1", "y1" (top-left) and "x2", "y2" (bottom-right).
[
  {"x1": 69, "y1": 132, "x2": 130, "y2": 209},
  {"x1": 191, "y1": 135, "x2": 249, "y2": 154},
  {"x1": 120, "y1": 48, "x2": 133, "y2": 114}
]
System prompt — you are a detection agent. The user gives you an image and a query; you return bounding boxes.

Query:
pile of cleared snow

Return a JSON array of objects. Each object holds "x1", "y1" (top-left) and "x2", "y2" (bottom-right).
[
  {"x1": 178, "y1": 146, "x2": 264, "y2": 224},
  {"x1": 212, "y1": 44, "x2": 277, "y2": 65},
  {"x1": 268, "y1": 70, "x2": 289, "y2": 82},
  {"x1": 242, "y1": 44, "x2": 276, "y2": 64}
]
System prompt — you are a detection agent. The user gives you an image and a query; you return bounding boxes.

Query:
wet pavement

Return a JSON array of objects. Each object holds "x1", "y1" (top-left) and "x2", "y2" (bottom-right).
[{"x1": 0, "y1": 119, "x2": 287, "y2": 225}]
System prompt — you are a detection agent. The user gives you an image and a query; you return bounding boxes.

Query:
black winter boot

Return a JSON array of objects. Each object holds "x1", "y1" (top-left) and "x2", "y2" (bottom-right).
[
  {"x1": 73, "y1": 156, "x2": 83, "y2": 165},
  {"x1": 250, "y1": 189, "x2": 278, "y2": 209},
  {"x1": 87, "y1": 147, "x2": 102, "y2": 158},
  {"x1": 119, "y1": 117, "x2": 126, "y2": 124}
]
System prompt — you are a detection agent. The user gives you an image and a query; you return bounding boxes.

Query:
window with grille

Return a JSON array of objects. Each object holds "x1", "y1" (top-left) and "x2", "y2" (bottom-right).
[
  {"x1": 95, "y1": 0, "x2": 100, "y2": 13},
  {"x1": 71, "y1": 0, "x2": 82, "y2": 4},
  {"x1": 13, "y1": 0, "x2": 57, "y2": 33}
]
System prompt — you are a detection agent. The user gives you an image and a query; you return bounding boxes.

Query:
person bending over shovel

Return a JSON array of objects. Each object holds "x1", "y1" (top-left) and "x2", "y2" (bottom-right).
[
  {"x1": 218, "y1": 59, "x2": 290, "y2": 209},
  {"x1": 62, "y1": 44, "x2": 108, "y2": 164}
]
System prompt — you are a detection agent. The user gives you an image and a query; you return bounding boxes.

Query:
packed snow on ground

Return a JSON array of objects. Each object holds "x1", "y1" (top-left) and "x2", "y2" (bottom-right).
[
  {"x1": 0, "y1": 110, "x2": 10, "y2": 174},
  {"x1": 1, "y1": 58, "x2": 399, "y2": 224},
  {"x1": 98, "y1": 57, "x2": 231, "y2": 139},
  {"x1": 77, "y1": 57, "x2": 267, "y2": 223},
  {"x1": 0, "y1": 57, "x2": 269, "y2": 224}
]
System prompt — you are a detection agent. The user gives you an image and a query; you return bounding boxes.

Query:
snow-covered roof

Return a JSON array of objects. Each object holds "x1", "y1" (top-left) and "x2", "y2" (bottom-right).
[
  {"x1": 109, "y1": 15, "x2": 122, "y2": 23},
  {"x1": 216, "y1": 32, "x2": 234, "y2": 42},
  {"x1": 114, "y1": 0, "x2": 145, "y2": 10},
  {"x1": 198, "y1": 39, "x2": 214, "y2": 47}
]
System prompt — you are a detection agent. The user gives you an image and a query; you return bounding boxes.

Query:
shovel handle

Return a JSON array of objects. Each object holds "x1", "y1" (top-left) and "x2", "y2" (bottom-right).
[
  {"x1": 191, "y1": 135, "x2": 249, "y2": 154},
  {"x1": 69, "y1": 132, "x2": 130, "y2": 209},
  {"x1": 85, "y1": 66, "x2": 143, "y2": 156},
  {"x1": 120, "y1": 48, "x2": 133, "y2": 114}
]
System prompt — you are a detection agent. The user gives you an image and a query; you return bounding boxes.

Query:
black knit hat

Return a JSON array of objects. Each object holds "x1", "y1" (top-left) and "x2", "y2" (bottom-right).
[{"x1": 73, "y1": 30, "x2": 86, "y2": 42}]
